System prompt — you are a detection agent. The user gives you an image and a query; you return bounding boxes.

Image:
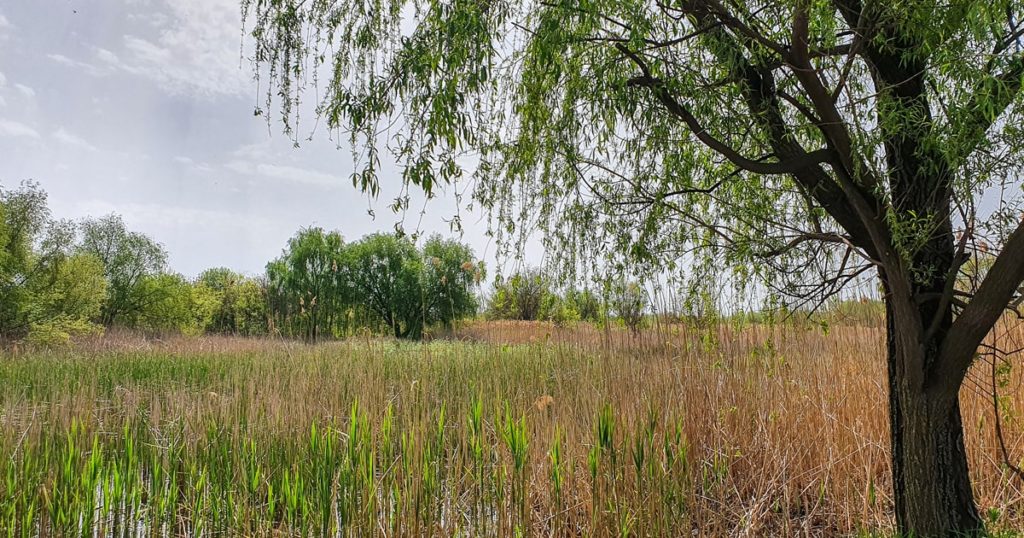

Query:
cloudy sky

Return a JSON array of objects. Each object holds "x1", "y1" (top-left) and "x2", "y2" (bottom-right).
[{"x1": 0, "y1": 0, "x2": 506, "y2": 277}]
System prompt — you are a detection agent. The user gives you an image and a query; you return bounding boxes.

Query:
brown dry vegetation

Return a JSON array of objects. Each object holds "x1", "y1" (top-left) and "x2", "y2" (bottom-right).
[{"x1": 1, "y1": 320, "x2": 1022, "y2": 536}]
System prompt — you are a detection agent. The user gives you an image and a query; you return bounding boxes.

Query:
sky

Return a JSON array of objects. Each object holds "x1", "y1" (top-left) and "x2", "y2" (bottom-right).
[{"x1": 0, "y1": 0, "x2": 507, "y2": 278}]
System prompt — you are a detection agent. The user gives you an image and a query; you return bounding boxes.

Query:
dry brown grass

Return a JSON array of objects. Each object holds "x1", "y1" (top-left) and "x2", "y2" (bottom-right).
[{"x1": 1, "y1": 320, "x2": 1022, "y2": 536}]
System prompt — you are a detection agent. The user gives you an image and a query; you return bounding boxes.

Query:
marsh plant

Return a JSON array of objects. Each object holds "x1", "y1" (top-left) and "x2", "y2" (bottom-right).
[{"x1": 2, "y1": 321, "x2": 1024, "y2": 535}]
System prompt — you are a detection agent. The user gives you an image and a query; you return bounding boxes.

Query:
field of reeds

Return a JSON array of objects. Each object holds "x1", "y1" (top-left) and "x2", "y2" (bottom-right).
[{"x1": 1, "y1": 320, "x2": 1023, "y2": 536}]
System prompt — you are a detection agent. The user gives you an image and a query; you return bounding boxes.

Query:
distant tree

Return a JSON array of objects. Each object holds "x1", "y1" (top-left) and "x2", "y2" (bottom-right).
[
  {"x1": 0, "y1": 181, "x2": 52, "y2": 337},
  {"x1": 342, "y1": 234, "x2": 425, "y2": 339},
  {"x1": 78, "y1": 214, "x2": 167, "y2": 327},
  {"x1": 266, "y1": 228, "x2": 346, "y2": 342},
  {"x1": 197, "y1": 267, "x2": 270, "y2": 336},
  {"x1": 0, "y1": 182, "x2": 104, "y2": 344},
  {"x1": 232, "y1": 277, "x2": 270, "y2": 336},
  {"x1": 611, "y1": 282, "x2": 647, "y2": 334},
  {"x1": 420, "y1": 235, "x2": 483, "y2": 329},
  {"x1": 30, "y1": 254, "x2": 108, "y2": 336},
  {"x1": 487, "y1": 268, "x2": 552, "y2": 321},
  {"x1": 197, "y1": 267, "x2": 237, "y2": 292},
  {"x1": 566, "y1": 288, "x2": 603, "y2": 322},
  {"x1": 131, "y1": 273, "x2": 217, "y2": 336}
]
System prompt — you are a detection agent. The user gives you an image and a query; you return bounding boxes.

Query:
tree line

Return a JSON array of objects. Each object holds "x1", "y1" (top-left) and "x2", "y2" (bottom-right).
[
  {"x1": 0, "y1": 182, "x2": 483, "y2": 344},
  {"x1": 486, "y1": 268, "x2": 648, "y2": 333}
]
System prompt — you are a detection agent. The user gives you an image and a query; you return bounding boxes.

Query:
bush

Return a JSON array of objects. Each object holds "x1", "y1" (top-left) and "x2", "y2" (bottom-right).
[
  {"x1": 612, "y1": 282, "x2": 647, "y2": 334},
  {"x1": 26, "y1": 316, "x2": 103, "y2": 348},
  {"x1": 487, "y1": 268, "x2": 554, "y2": 321}
]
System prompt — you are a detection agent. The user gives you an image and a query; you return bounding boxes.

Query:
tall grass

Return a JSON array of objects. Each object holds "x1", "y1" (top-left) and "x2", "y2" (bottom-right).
[{"x1": 0, "y1": 321, "x2": 1022, "y2": 536}]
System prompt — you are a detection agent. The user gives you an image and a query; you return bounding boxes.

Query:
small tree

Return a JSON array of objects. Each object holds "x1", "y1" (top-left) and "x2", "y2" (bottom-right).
[
  {"x1": 612, "y1": 282, "x2": 647, "y2": 334},
  {"x1": 488, "y1": 268, "x2": 554, "y2": 321}
]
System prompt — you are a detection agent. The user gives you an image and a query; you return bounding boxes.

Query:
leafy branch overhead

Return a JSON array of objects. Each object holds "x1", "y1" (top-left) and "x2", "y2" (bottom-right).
[{"x1": 244, "y1": 0, "x2": 1022, "y2": 301}]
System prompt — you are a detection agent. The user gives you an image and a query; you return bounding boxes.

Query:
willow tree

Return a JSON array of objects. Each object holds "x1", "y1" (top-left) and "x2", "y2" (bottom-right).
[{"x1": 244, "y1": 0, "x2": 1024, "y2": 533}]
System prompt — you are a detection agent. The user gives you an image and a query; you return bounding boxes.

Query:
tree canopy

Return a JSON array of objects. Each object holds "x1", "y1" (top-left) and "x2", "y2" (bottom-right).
[
  {"x1": 78, "y1": 214, "x2": 168, "y2": 327},
  {"x1": 267, "y1": 229, "x2": 482, "y2": 341},
  {"x1": 0, "y1": 182, "x2": 106, "y2": 344}
]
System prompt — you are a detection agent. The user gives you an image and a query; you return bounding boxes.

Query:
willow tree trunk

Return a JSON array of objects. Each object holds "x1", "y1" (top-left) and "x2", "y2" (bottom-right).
[{"x1": 886, "y1": 301, "x2": 983, "y2": 536}]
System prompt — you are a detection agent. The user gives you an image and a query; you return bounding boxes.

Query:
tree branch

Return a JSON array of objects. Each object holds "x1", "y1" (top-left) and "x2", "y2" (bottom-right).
[
  {"x1": 618, "y1": 44, "x2": 833, "y2": 176},
  {"x1": 931, "y1": 219, "x2": 1024, "y2": 408},
  {"x1": 945, "y1": 53, "x2": 1024, "y2": 172}
]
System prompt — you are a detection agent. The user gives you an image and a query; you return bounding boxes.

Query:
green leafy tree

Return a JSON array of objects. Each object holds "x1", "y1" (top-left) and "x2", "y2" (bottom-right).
[
  {"x1": 0, "y1": 181, "x2": 53, "y2": 336},
  {"x1": 0, "y1": 182, "x2": 105, "y2": 344},
  {"x1": 266, "y1": 228, "x2": 347, "y2": 342},
  {"x1": 566, "y1": 288, "x2": 603, "y2": 323},
  {"x1": 198, "y1": 267, "x2": 270, "y2": 336},
  {"x1": 421, "y1": 234, "x2": 483, "y2": 329},
  {"x1": 487, "y1": 269, "x2": 553, "y2": 321},
  {"x1": 26, "y1": 253, "x2": 108, "y2": 345},
  {"x1": 233, "y1": 278, "x2": 271, "y2": 336},
  {"x1": 342, "y1": 234, "x2": 426, "y2": 339},
  {"x1": 78, "y1": 214, "x2": 167, "y2": 327},
  {"x1": 247, "y1": 0, "x2": 1024, "y2": 531},
  {"x1": 132, "y1": 273, "x2": 217, "y2": 336},
  {"x1": 611, "y1": 282, "x2": 647, "y2": 334}
]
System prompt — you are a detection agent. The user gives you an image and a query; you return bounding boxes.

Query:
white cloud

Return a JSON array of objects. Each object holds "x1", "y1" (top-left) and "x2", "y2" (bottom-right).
[
  {"x1": 47, "y1": 53, "x2": 78, "y2": 66},
  {"x1": 115, "y1": 0, "x2": 252, "y2": 98},
  {"x1": 14, "y1": 84, "x2": 34, "y2": 98},
  {"x1": 0, "y1": 71, "x2": 6, "y2": 87},
  {"x1": 0, "y1": 119, "x2": 40, "y2": 139},
  {"x1": 52, "y1": 127, "x2": 98, "y2": 151},
  {"x1": 0, "y1": 12, "x2": 11, "y2": 43},
  {"x1": 75, "y1": 199, "x2": 278, "y2": 238},
  {"x1": 95, "y1": 48, "x2": 121, "y2": 66},
  {"x1": 224, "y1": 160, "x2": 345, "y2": 188},
  {"x1": 172, "y1": 155, "x2": 214, "y2": 172},
  {"x1": 47, "y1": 53, "x2": 107, "y2": 76}
]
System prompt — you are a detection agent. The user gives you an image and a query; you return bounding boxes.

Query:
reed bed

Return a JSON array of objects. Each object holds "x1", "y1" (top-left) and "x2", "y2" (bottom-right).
[{"x1": 1, "y1": 321, "x2": 1022, "y2": 536}]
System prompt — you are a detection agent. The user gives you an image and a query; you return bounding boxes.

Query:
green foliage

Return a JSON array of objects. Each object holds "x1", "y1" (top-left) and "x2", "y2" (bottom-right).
[
  {"x1": 343, "y1": 233, "x2": 425, "y2": 339},
  {"x1": 25, "y1": 317, "x2": 103, "y2": 348},
  {"x1": 2, "y1": 184, "x2": 478, "y2": 342},
  {"x1": 611, "y1": 282, "x2": 647, "y2": 334},
  {"x1": 487, "y1": 268, "x2": 554, "y2": 321},
  {"x1": 488, "y1": 269, "x2": 611, "y2": 326},
  {"x1": 199, "y1": 268, "x2": 269, "y2": 336},
  {"x1": 131, "y1": 273, "x2": 216, "y2": 336},
  {"x1": 0, "y1": 182, "x2": 104, "y2": 343},
  {"x1": 266, "y1": 228, "x2": 347, "y2": 341},
  {"x1": 243, "y1": 0, "x2": 1024, "y2": 318},
  {"x1": 421, "y1": 235, "x2": 484, "y2": 328},
  {"x1": 78, "y1": 214, "x2": 168, "y2": 327},
  {"x1": 566, "y1": 288, "x2": 603, "y2": 323},
  {"x1": 268, "y1": 229, "x2": 481, "y2": 340}
]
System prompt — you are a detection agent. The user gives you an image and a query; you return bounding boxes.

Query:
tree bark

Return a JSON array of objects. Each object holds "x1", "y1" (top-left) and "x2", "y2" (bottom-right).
[{"x1": 886, "y1": 300, "x2": 983, "y2": 536}]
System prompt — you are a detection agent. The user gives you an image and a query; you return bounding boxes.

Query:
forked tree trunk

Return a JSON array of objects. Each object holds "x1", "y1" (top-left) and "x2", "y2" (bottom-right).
[{"x1": 886, "y1": 301, "x2": 983, "y2": 536}]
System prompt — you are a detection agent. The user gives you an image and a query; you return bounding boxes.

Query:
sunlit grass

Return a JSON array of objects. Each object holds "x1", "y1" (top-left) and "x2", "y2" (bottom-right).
[{"x1": 1, "y1": 321, "x2": 1022, "y2": 536}]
